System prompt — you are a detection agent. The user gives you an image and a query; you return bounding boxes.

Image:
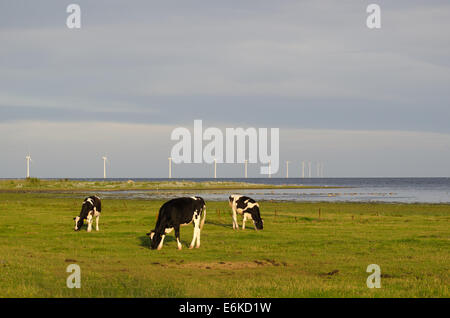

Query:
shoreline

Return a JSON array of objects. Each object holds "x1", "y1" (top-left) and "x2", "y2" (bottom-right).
[
  {"x1": 2, "y1": 189, "x2": 449, "y2": 205},
  {"x1": 0, "y1": 179, "x2": 348, "y2": 192},
  {"x1": 1, "y1": 179, "x2": 449, "y2": 205}
]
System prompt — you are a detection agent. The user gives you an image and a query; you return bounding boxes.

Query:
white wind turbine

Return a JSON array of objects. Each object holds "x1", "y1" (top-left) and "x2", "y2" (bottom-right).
[
  {"x1": 302, "y1": 161, "x2": 305, "y2": 178},
  {"x1": 168, "y1": 157, "x2": 172, "y2": 179},
  {"x1": 268, "y1": 160, "x2": 272, "y2": 178},
  {"x1": 244, "y1": 159, "x2": 248, "y2": 178},
  {"x1": 286, "y1": 161, "x2": 289, "y2": 178},
  {"x1": 102, "y1": 156, "x2": 109, "y2": 179},
  {"x1": 213, "y1": 158, "x2": 217, "y2": 179},
  {"x1": 25, "y1": 154, "x2": 32, "y2": 178},
  {"x1": 308, "y1": 161, "x2": 312, "y2": 178}
]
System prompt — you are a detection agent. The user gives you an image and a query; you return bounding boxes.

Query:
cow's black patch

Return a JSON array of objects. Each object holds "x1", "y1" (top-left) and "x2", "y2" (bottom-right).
[{"x1": 148, "y1": 197, "x2": 206, "y2": 250}]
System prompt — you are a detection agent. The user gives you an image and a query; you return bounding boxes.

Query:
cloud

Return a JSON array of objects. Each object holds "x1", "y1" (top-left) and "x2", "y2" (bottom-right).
[
  {"x1": 0, "y1": 121, "x2": 174, "y2": 178},
  {"x1": 0, "y1": 1, "x2": 449, "y2": 177},
  {"x1": 1, "y1": 1, "x2": 449, "y2": 106},
  {"x1": 1, "y1": 121, "x2": 449, "y2": 178}
]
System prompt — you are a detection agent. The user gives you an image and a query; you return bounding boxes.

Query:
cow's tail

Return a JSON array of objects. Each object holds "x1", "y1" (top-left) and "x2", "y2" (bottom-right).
[{"x1": 200, "y1": 205, "x2": 206, "y2": 230}]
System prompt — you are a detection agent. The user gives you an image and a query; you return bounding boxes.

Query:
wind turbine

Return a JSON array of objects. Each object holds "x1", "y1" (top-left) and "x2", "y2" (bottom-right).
[
  {"x1": 213, "y1": 158, "x2": 217, "y2": 179},
  {"x1": 168, "y1": 157, "x2": 172, "y2": 178},
  {"x1": 308, "y1": 161, "x2": 312, "y2": 178},
  {"x1": 286, "y1": 161, "x2": 289, "y2": 178},
  {"x1": 302, "y1": 161, "x2": 305, "y2": 178},
  {"x1": 102, "y1": 156, "x2": 108, "y2": 179},
  {"x1": 268, "y1": 160, "x2": 272, "y2": 178},
  {"x1": 244, "y1": 159, "x2": 248, "y2": 178},
  {"x1": 25, "y1": 155, "x2": 32, "y2": 178},
  {"x1": 317, "y1": 162, "x2": 321, "y2": 178}
]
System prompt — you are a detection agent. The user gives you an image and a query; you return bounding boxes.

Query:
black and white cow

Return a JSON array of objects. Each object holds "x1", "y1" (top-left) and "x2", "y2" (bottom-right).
[
  {"x1": 73, "y1": 196, "x2": 102, "y2": 232},
  {"x1": 146, "y1": 196, "x2": 206, "y2": 250},
  {"x1": 228, "y1": 195, "x2": 263, "y2": 230}
]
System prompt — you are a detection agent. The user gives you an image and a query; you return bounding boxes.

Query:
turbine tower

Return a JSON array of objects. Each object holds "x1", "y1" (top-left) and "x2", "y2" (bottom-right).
[
  {"x1": 308, "y1": 161, "x2": 312, "y2": 178},
  {"x1": 302, "y1": 161, "x2": 305, "y2": 178},
  {"x1": 286, "y1": 161, "x2": 289, "y2": 178},
  {"x1": 244, "y1": 159, "x2": 248, "y2": 178},
  {"x1": 214, "y1": 158, "x2": 217, "y2": 179},
  {"x1": 317, "y1": 162, "x2": 320, "y2": 178},
  {"x1": 268, "y1": 160, "x2": 272, "y2": 178},
  {"x1": 168, "y1": 157, "x2": 172, "y2": 179},
  {"x1": 25, "y1": 155, "x2": 32, "y2": 178},
  {"x1": 102, "y1": 156, "x2": 107, "y2": 179}
]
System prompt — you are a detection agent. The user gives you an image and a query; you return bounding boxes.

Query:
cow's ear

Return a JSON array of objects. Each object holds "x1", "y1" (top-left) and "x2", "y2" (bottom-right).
[{"x1": 73, "y1": 217, "x2": 76, "y2": 220}]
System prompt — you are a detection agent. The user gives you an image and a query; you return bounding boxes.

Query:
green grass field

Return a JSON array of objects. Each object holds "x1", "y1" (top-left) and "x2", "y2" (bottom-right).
[{"x1": 0, "y1": 191, "x2": 448, "y2": 298}]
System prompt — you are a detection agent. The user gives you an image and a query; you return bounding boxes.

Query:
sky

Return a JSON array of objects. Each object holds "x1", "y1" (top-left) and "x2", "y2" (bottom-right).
[{"x1": 0, "y1": 0, "x2": 449, "y2": 178}]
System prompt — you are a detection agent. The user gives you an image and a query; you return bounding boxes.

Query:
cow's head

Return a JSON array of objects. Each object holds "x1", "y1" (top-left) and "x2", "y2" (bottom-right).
[
  {"x1": 146, "y1": 230, "x2": 161, "y2": 249},
  {"x1": 254, "y1": 218, "x2": 264, "y2": 230},
  {"x1": 252, "y1": 207, "x2": 264, "y2": 230},
  {"x1": 74, "y1": 200, "x2": 91, "y2": 231},
  {"x1": 73, "y1": 216, "x2": 83, "y2": 231},
  {"x1": 228, "y1": 195, "x2": 235, "y2": 207}
]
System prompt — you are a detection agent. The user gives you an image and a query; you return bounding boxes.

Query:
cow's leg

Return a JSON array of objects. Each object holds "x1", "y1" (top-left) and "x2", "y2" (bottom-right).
[
  {"x1": 74, "y1": 216, "x2": 80, "y2": 231},
  {"x1": 157, "y1": 235, "x2": 166, "y2": 250},
  {"x1": 232, "y1": 208, "x2": 238, "y2": 230},
  {"x1": 195, "y1": 218, "x2": 201, "y2": 248},
  {"x1": 87, "y1": 213, "x2": 93, "y2": 232},
  {"x1": 189, "y1": 214, "x2": 201, "y2": 249},
  {"x1": 195, "y1": 213, "x2": 202, "y2": 248},
  {"x1": 189, "y1": 223, "x2": 197, "y2": 249},
  {"x1": 95, "y1": 215, "x2": 100, "y2": 231},
  {"x1": 242, "y1": 213, "x2": 247, "y2": 230},
  {"x1": 175, "y1": 226, "x2": 182, "y2": 250}
]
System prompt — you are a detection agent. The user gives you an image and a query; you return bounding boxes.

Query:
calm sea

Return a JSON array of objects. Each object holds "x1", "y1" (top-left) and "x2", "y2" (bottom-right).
[{"x1": 67, "y1": 177, "x2": 450, "y2": 204}]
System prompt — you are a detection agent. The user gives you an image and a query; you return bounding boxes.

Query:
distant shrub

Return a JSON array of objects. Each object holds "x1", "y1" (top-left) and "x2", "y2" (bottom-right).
[{"x1": 26, "y1": 177, "x2": 40, "y2": 185}]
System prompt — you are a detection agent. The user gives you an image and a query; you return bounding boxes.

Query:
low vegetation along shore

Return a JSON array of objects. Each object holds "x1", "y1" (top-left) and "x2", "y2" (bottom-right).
[
  {"x1": 0, "y1": 190, "x2": 448, "y2": 297},
  {"x1": 0, "y1": 178, "x2": 341, "y2": 192}
]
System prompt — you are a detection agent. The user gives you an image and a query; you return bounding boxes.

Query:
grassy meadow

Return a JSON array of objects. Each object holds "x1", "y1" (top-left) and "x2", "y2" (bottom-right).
[{"x1": 0, "y1": 188, "x2": 448, "y2": 297}]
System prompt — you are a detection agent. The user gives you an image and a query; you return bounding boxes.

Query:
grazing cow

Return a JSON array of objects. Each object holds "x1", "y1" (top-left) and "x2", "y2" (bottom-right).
[
  {"x1": 228, "y1": 195, "x2": 263, "y2": 230},
  {"x1": 73, "y1": 196, "x2": 102, "y2": 232},
  {"x1": 146, "y1": 196, "x2": 206, "y2": 250}
]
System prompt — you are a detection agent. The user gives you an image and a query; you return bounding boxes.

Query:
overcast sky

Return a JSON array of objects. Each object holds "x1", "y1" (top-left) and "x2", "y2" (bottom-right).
[{"x1": 1, "y1": 0, "x2": 449, "y2": 178}]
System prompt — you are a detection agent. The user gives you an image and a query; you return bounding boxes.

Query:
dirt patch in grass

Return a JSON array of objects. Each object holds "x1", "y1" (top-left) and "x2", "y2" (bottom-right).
[
  {"x1": 175, "y1": 259, "x2": 289, "y2": 270},
  {"x1": 319, "y1": 269, "x2": 340, "y2": 277},
  {"x1": 64, "y1": 258, "x2": 77, "y2": 263}
]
